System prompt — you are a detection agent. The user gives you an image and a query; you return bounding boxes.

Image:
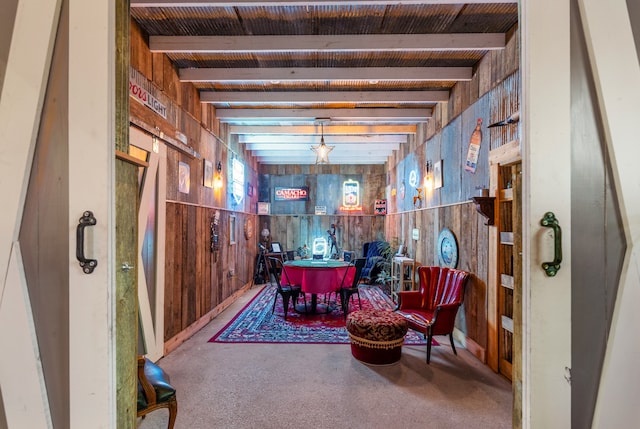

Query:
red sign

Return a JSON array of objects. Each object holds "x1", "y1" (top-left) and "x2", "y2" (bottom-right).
[{"x1": 274, "y1": 186, "x2": 309, "y2": 201}]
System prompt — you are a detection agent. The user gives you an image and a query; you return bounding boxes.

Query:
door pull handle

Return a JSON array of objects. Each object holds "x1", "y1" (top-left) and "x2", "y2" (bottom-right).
[
  {"x1": 76, "y1": 211, "x2": 98, "y2": 274},
  {"x1": 540, "y1": 212, "x2": 562, "y2": 276}
]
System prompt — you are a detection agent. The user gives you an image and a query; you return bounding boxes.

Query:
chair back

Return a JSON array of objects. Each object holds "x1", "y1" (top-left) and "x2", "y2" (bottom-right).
[
  {"x1": 352, "y1": 258, "x2": 367, "y2": 287},
  {"x1": 339, "y1": 258, "x2": 366, "y2": 289},
  {"x1": 267, "y1": 257, "x2": 284, "y2": 289},
  {"x1": 417, "y1": 266, "x2": 468, "y2": 311}
]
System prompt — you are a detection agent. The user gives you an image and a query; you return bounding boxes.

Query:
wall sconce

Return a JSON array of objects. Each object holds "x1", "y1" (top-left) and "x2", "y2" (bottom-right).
[
  {"x1": 214, "y1": 161, "x2": 223, "y2": 189},
  {"x1": 423, "y1": 160, "x2": 433, "y2": 190}
]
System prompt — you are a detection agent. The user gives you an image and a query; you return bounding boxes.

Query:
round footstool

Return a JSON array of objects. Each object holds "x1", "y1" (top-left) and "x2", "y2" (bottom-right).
[{"x1": 346, "y1": 309, "x2": 408, "y2": 365}]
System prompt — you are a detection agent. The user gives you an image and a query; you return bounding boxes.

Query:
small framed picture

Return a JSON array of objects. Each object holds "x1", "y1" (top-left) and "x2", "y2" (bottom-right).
[
  {"x1": 433, "y1": 160, "x2": 443, "y2": 189},
  {"x1": 229, "y1": 215, "x2": 236, "y2": 245},
  {"x1": 203, "y1": 159, "x2": 214, "y2": 188},
  {"x1": 257, "y1": 202, "x2": 270, "y2": 215},
  {"x1": 247, "y1": 183, "x2": 254, "y2": 197},
  {"x1": 271, "y1": 242, "x2": 282, "y2": 253},
  {"x1": 178, "y1": 161, "x2": 190, "y2": 194}
]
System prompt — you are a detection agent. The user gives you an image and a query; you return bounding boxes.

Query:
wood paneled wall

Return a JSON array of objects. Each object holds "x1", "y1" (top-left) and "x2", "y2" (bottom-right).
[
  {"x1": 130, "y1": 18, "x2": 259, "y2": 348},
  {"x1": 164, "y1": 204, "x2": 256, "y2": 340},
  {"x1": 385, "y1": 202, "x2": 489, "y2": 358},
  {"x1": 262, "y1": 214, "x2": 386, "y2": 258}
]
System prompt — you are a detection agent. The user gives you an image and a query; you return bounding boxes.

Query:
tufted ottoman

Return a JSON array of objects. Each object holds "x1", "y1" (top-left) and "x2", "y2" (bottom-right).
[{"x1": 346, "y1": 309, "x2": 409, "y2": 365}]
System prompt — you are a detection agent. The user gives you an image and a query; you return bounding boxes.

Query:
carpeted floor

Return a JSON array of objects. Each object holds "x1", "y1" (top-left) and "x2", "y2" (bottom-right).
[
  {"x1": 209, "y1": 284, "x2": 429, "y2": 345},
  {"x1": 139, "y1": 286, "x2": 513, "y2": 429}
]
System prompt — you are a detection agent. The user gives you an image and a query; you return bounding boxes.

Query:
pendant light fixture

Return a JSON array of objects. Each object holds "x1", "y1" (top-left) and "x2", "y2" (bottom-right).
[{"x1": 311, "y1": 122, "x2": 334, "y2": 164}]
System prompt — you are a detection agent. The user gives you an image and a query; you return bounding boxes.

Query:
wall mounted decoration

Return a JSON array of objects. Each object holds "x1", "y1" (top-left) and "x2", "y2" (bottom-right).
[
  {"x1": 244, "y1": 218, "x2": 254, "y2": 240},
  {"x1": 229, "y1": 215, "x2": 237, "y2": 245},
  {"x1": 464, "y1": 118, "x2": 483, "y2": 173},
  {"x1": 257, "y1": 202, "x2": 270, "y2": 215},
  {"x1": 203, "y1": 159, "x2": 214, "y2": 188},
  {"x1": 437, "y1": 228, "x2": 459, "y2": 268},
  {"x1": 274, "y1": 186, "x2": 309, "y2": 201},
  {"x1": 247, "y1": 183, "x2": 254, "y2": 197},
  {"x1": 375, "y1": 199, "x2": 387, "y2": 215},
  {"x1": 178, "y1": 161, "x2": 190, "y2": 194},
  {"x1": 433, "y1": 160, "x2": 443, "y2": 189}
]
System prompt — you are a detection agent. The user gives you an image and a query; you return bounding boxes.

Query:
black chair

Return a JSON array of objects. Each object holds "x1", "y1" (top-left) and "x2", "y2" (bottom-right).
[
  {"x1": 268, "y1": 257, "x2": 307, "y2": 319},
  {"x1": 339, "y1": 257, "x2": 367, "y2": 318},
  {"x1": 137, "y1": 356, "x2": 177, "y2": 429}
]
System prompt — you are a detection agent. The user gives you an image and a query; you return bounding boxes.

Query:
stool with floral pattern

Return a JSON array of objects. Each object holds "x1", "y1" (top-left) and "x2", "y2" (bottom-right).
[{"x1": 346, "y1": 309, "x2": 409, "y2": 365}]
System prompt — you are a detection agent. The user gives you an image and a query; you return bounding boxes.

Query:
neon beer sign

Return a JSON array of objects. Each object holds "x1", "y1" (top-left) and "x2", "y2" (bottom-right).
[
  {"x1": 274, "y1": 186, "x2": 309, "y2": 201},
  {"x1": 340, "y1": 180, "x2": 362, "y2": 212}
]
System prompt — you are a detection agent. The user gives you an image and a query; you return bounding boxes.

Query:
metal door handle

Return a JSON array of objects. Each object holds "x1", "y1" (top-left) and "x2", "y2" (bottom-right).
[
  {"x1": 540, "y1": 212, "x2": 562, "y2": 276},
  {"x1": 76, "y1": 211, "x2": 98, "y2": 274}
]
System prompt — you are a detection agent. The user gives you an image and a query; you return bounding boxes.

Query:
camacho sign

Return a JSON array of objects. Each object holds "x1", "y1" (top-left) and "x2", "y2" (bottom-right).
[{"x1": 274, "y1": 186, "x2": 309, "y2": 201}]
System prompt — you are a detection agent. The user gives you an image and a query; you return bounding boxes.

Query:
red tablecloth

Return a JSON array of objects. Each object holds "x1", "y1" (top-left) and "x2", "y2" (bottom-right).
[{"x1": 283, "y1": 261, "x2": 355, "y2": 294}]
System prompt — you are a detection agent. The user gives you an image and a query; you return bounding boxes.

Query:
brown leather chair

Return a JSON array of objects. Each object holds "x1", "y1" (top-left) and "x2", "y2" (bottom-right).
[
  {"x1": 137, "y1": 356, "x2": 177, "y2": 428},
  {"x1": 395, "y1": 266, "x2": 470, "y2": 363}
]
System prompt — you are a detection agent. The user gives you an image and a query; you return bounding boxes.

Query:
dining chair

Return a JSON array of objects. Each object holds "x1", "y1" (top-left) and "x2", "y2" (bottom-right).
[
  {"x1": 339, "y1": 257, "x2": 367, "y2": 318},
  {"x1": 137, "y1": 356, "x2": 177, "y2": 429},
  {"x1": 268, "y1": 257, "x2": 307, "y2": 319}
]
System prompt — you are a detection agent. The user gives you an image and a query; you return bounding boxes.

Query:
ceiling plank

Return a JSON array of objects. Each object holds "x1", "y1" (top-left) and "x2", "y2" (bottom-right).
[
  {"x1": 229, "y1": 124, "x2": 416, "y2": 134},
  {"x1": 201, "y1": 90, "x2": 449, "y2": 103},
  {"x1": 150, "y1": 34, "x2": 506, "y2": 53},
  {"x1": 180, "y1": 67, "x2": 472, "y2": 82},
  {"x1": 133, "y1": 0, "x2": 517, "y2": 7},
  {"x1": 216, "y1": 108, "x2": 431, "y2": 120}
]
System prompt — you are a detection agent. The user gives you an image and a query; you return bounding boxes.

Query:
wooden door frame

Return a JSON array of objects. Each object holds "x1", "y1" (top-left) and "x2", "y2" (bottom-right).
[{"x1": 130, "y1": 125, "x2": 167, "y2": 362}]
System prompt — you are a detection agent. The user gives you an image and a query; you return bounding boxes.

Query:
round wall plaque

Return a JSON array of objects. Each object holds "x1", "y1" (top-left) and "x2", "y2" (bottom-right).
[{"x1": 437, "y1": 228, "x2": 459, "y2": 268}]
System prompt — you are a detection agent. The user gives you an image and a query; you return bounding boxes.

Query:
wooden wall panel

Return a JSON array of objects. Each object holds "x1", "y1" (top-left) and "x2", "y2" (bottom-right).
[
  {"x1": 385, "y1": 201, "x2": 489, "y2": 354},
  {"x1": 164, "y1": 203, "x2": 258, "y2": 340}
]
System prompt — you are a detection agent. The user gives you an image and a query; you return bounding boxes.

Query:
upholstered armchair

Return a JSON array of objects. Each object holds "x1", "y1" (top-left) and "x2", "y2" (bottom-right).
[
  {"x1": 395, "y1": 266, "x2": 470, "y2": 363},
  {"x1": 137, "y1": 356, "x2": 178, "y2": 428}
]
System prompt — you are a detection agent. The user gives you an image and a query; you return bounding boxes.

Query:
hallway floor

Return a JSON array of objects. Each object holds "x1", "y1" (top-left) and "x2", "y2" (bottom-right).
[{"x1": 138, "y1": 286, "x2": 512, "y2": 429}]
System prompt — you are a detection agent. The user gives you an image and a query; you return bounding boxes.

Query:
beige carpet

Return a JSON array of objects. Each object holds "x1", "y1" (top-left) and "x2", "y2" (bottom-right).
[{"x1": 138, "y1": 286, "x2": 513, "y2": 429}]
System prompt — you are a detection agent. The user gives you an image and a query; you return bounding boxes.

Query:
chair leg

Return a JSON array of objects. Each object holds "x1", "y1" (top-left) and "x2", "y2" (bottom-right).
[
  {"x1": 167, "y1": 397, "x2": 178, "y2": 429},
  {"x1": 282, "y1": 294, "x2": 290, "y2": 320},
  {"x1": 271, "y1": 293, "x2": 278, "y2": 314},
  {"x1": 426, "y1": 327, "x2": 433, "y2": 364},
  {"x1": 356, "y1": 290, "x2": 361, "y2": 309},
  {"x1": 449, "y1": 333, "x2": 457, "y2": 355}
]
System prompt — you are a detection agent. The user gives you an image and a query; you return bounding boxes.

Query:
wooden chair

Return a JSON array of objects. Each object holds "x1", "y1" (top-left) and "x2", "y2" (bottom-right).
[
  {"x1": 268, "y1": 257, "x2": 307, "y2": 319},
  {"x1": 339, "y1": 257, "x2": 367, "y2": 318},
  {"x1": 137, "y1": 356, "x2": 178, "y2": 428}
]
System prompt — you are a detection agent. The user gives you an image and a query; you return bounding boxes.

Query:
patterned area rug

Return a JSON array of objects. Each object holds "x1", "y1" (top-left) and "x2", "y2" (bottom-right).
[{"x1": 209, "y1": 285, "x2": 430, "y2": 345}]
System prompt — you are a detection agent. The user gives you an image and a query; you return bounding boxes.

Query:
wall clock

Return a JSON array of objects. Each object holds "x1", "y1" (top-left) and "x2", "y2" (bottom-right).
[
  {"x1": 437, "y1": 228, "x2": 459, "y2": 268},
  {"x1": 244, "y1": 219, "x2": 254, "y2": 240}
]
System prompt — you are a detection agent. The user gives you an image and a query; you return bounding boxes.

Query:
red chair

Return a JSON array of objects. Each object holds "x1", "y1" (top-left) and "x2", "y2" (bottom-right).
[{"x1": 395, "y1": 266, "x2": 470, "y2": 363}]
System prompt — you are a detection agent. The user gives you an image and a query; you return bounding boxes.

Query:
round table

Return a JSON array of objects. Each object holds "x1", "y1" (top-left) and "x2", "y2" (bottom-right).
[{"x1": 283, "y1": 260, "x2": 354, "y2": 313}]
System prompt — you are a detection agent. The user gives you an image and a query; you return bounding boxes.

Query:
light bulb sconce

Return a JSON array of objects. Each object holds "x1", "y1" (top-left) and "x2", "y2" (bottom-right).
[
  {"x1": 214, "y1": 161, "x2": 223, "y2": 189},
  {"x1": 423, "y1": 160, "x2": 434, "y2": 190}
]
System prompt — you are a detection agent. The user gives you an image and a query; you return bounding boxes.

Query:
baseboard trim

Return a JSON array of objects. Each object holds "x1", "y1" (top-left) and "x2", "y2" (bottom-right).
[
  {"x1": 453, "y1": 328, "x2": 486, "y2": 363},
  {"x1": 164, "y1": 282, "x2": 252, "y2": 355}
]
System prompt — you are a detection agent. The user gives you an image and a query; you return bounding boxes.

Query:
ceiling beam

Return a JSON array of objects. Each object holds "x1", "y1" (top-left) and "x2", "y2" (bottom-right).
[
  {"x1": 238, "y1": 134, "x2": 408, "y2": 143},
  {"x1": 133, "y1": 0, "x2": 517, "y2": 7},
  {"x1": 216, "y1": 108, "x2": 431, "y2": 121},
  {"x1": 181, "y1": 67, "x2": 471, "y2": 82},
  {"x1": 150, "y1": 34, "x2": 506, "y2": 53},
  {"x1": 245, "y1": 143, "x2": 401, "y2": 151},
  {"x1": 229, "y1": 124, "x2": 416, "y2": 134},
  {"x1": 201, "y1": 90, "x2": 449, "y2": 104},
  {"x1": 253, "y1": 154, "x2": 389, "y2": 165}
]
